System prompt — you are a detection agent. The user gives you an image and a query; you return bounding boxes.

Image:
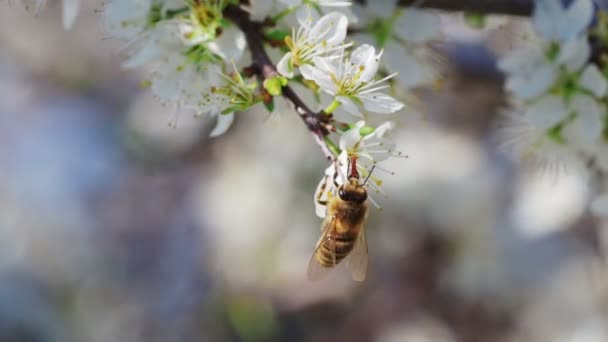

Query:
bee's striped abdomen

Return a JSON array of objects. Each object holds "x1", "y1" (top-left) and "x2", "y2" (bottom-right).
[{"x1": 315, "y1": 232, "x2": 357, "y2": 267}]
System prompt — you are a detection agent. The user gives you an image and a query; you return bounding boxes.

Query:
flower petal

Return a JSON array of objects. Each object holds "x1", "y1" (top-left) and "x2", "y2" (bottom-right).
[
  {"x1": 62, "y1": 0, "x2": 80, "y2": 29},
  {"x1": 557, "y1": 37, "x2": 590, "y2": 72},
  {"x1": 533, "y1": 0, "x2": 593, "y2": 40},
  {"x1": 350, "y1": 44, "x2": 380, "y2": 83},
  {"x1": 580, "y1": 64, "x2": 608, "y2": 97},
  {"x1": 340, "y1": 121, "x2": 364, "y2": 150},
  {"x1": 525, "y1": 95, "x2": 568, "y2": 130},
  {"x1": 311, "y1": 12, "x2": 349, "y2": 46},
  {"x1": 505, "y1": 64, "x2": 556, "y2": 100},
  {"x1": 209, "y1": 113, "x2": 235, "y2": 138},
  {"x1": 570, "y1": 94, "x2": 603, "y2": 144},
  {"x1": 394, "y1": 8, "x2": 441, "y2": 43},
  {"x1": 277, "y1": 52, "x2": 295, "y2": 78},
  {"x1": 336, "y1": 96, "x2": 363, "y2": 117},
  {"x1": 301, "y1": 63, "x2": 337, "y2": 95},
  {"x1": 360, "y1": 92, "x2": 404, "y2": 114}
]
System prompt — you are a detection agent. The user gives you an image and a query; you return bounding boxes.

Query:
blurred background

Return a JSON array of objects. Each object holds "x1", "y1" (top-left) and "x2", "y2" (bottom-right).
[{"x1": 1, "y1": 1, "x2": 607, "y2": 342}]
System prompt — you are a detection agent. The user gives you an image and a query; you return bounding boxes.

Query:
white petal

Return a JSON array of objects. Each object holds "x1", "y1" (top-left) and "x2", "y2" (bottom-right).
[
  {"x1": 209, "y1": 113, "x2": 235, "y2": 138},
  {"x1": 335, "y1": 150, "x2": 349, "y2": 183},
  {"x1": 366, "y1": 0, "x2": 396, "y2": 19},
  {"x1": 350, "y1": 44, "x2": 380, "y2": 83},
  {"x1": 103, "y1": 0, "x2": 150, "y2": 39},
  {"x1": 506, "y1": 64, "x2": 556, "y2": 100},
  {"x1": 372, "y1": 121, "x2": 394, "y2": 137},
  {"x1": 591, "y1": 194, "x2": 608, "y2": 218},
  {"x1": 570, "y1": 94, "x2": 603, "y2": 144},
  {"x1": 313, "y1": 172, "x2": 332, "y2": 218},
  {"x1": 394, "y1": 8, "x2": 441, "y2": 43},
  {"x1": 62, "y1": 0, "x2": 79, "y2": 29},
  {"x1": 384, "y1": 42, "x2": 436, "y2": 87},
  {"x1": 340, "y1": 121, "x2": 364, "y2": 150},
  {"x1": 498, "y1": 46, "x2": 544, "y2": 74},
  {"x1": 360, "y1": 92, "x2": 404, "y2": 114},
  {"x1": 337, "y1": 96, "x2": 363, "y2": 117},
  {"x1": 534, "y1": 0, "x2": 593, "y2": 40},
  {"x1": 277, "y1": 52, "x2": 295, "y2": 78},
  {"x1": 580, "y1": 64, "x2": 608, "y2": 97},
  {"x1": 301, "y1": 61, "x2": 338, "y2": 94},
  {"x1": 311, "y1": 12, "x2": 349, "y2": 46},
  {"x1": 564, "y1": 0, "x2": 594, "y2": 38},
  {"x1": 208, "y1": 25, "x2": 246, "y2": 61},
  {"x1": 525, "y1": 95, "x2": 568, "y2": 130},
  {"x1": 557, "y1": 37, "x2": 590, "y2": 72},
  {"x1": 296, "y1": 5, "x2": 318, "y2": 28}
]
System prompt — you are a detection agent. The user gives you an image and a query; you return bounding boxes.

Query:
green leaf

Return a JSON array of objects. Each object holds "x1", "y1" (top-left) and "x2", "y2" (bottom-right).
[
  {"x1": 265, "y1": 29, "x2": 290, "y2": 42},
  {"x1": 263, "y1": 76, "x2": 288, "y2": 96},
  {"x1": 264, "y1": 97, "x2": 275, "y2": 112}
]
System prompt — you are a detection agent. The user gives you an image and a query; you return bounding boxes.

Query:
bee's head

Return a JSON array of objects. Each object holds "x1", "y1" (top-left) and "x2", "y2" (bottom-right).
[{"x1": 338, "y1": 179, "x2": 367, "y2": 203}]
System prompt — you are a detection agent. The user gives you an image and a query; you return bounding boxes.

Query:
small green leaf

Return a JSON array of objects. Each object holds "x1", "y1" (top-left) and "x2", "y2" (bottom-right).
[
  {"x1": 264, "y1": 98, "x2": 275, "y2": 112},
  {"x1": 265, "y1": 29, "x2": 290, "y2": 42},
  {"x1": 263, "y1": 76, "x2": 287, "y2": 96}
]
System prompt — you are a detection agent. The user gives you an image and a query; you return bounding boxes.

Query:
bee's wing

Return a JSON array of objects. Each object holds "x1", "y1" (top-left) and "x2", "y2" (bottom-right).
[
  {"x1": 307, "y1": 216, "x2": 337, "y2": 281},
  {"x1": 346, "y1": 224, "x2": 368, "y2": 282}
]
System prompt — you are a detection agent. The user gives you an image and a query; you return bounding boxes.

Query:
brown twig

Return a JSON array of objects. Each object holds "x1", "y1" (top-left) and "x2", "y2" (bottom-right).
[{"x1": 224, "y1": 4, "x2": 335, "y2": 160}]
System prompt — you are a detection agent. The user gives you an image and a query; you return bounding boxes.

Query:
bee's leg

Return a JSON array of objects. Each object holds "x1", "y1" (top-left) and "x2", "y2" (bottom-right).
[
  {"x1": 332, "y1": 167, "x2": 340, "y2": 188},
  {"x1": 316, "y1": 175, "x2": 329, "y2": 206}
]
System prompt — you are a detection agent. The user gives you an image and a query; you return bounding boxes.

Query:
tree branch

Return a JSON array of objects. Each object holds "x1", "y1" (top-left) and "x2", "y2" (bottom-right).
[
  {"x1": 224, "y1": 5, "x2": 335, "y2": 160},
  {"x1": 396, "y1": 0, "x2": 533, "y2": 16}
]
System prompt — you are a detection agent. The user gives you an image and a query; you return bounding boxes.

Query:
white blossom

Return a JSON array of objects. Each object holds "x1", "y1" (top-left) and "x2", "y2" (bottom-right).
[
  {"x1": 498, "y1": 37, "x2": 591, "y2": 100},
  {"x1": 314, "y1": 120, "x2": 398, "y2": 217},
  {"x1": 277, "y1": 11, "x2": 350, "y2": 78},
  {"x1": 352, "y1": 3, "x2": 442, "y2": 88},
  {"x1": 21, "y1": 0, "x2": 80, "y2": 28},
  {"x1": 301, "y1": 44, "x2": 404, "y2": 116},
  {"x1": 533, "y1": 0, "x2": 594, "y2": 42},
  {"x1": 498, "y1": 107, "x2": 583, "y2": 172}
]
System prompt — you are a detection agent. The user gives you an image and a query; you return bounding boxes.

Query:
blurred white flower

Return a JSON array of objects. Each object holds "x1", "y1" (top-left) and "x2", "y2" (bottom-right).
[
  {"x1": 533, "y1": 0, "x2": 594, "y2": 41},
  {"x1": 591, "y1": 194, "x2": 608, "y2": 219},
  {"x1": 498, "y1": 37, "x2": 591, "y2": 100},
  {"x1": 277, "y1": 11, "x2": 350, "y2": 78},
  {"x1": 24, "y1": 0, "x2": 80, "y2": 28},
  {"x1": 352, "y1": 3, "x2": 442, "y2": 88},
  {"x1": 498, "y1": 107, "x2": 582, "y2": 170},
  {"x1": 103, "y1": 0, "x2": 152, "y2": 40},
  {"x1": 301, "y1": 44, "x2": 404, "y2": 116}
]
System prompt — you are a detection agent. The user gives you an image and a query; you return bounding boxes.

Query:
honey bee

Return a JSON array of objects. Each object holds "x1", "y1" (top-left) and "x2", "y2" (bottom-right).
[{"x1": 308, "y1": 156, "x2": 374, "y2": 282}]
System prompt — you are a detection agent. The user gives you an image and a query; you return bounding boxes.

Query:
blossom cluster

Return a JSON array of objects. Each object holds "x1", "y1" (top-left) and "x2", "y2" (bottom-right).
[
  {"x1": 13, "y1": 0, "x2": 443, "y2": 215},
  {"x1": 103, "y1": 0, "x2": 256, "y2": 136},
  {"x1": 100, "y1": 0, "x2": 438, "y2": 213},
  {"x1": 498, "y1": 0, "x2": 608, "y2": 220}
]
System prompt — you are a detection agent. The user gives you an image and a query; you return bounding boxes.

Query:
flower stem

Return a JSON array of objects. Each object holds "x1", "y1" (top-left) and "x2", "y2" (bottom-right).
[
  {"x1": 324, "y1": 136, "x2": 341, "y2": 156},
  {"x1": 324, "y1": 99, "x2": 341, "y2": 115},
  {"x1": 271, "y1": 6, "x2": 297, "y2": 24}
]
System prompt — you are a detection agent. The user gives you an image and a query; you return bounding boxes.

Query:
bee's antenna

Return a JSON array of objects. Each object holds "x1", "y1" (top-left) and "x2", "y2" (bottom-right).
[{"x1": 362, "y1": 164, "x2": 376, "y2": 186}]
